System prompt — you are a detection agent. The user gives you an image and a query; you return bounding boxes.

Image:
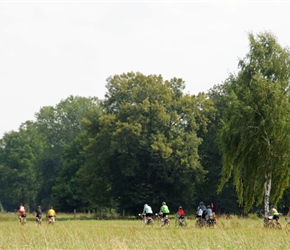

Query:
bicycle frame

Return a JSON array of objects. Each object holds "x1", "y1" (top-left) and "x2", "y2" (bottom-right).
[
  {"x1": 156, "y1": 213, "x2": 170, "y2": 226},
  {"x1": 264, "y1": 217, "x2": 282, "y2": 229},
  {"x1": 19, "y1": 214, "x2": 26, "y2": 225},
  {"x1": 47, "y1": 216, "x2": 55, "y2": 225},
  {"x1": 139, "y1": 214, "x2": 154, "y2": 226},
  {"x1": 36, "y1": 217, "x2": 42, "y2": 225},
  {"x1": 175, "y1": 215, "x2": 187, "y2": 227}
]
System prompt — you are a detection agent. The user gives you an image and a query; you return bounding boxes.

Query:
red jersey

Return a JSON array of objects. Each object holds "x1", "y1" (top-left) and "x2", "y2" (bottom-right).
[
  {"x1": 178, "y1": 208, "x2": 185, "y2": 216},
  {"x1": 19, "y1": 205, "x2": 26, "y2": 214}
]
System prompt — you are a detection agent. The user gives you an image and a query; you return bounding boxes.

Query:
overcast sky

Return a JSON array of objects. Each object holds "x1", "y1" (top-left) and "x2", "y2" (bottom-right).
[{"x1": 1, "y1": 1, "x2": 290, "y2": 137}]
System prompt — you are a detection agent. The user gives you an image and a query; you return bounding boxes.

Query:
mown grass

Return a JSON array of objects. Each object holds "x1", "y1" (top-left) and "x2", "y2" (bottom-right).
[{"x1": 0, "y1": 213, "x2": 289, "y2": 249}]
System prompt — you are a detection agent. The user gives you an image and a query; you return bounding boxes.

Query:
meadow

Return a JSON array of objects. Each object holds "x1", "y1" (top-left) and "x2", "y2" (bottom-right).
[{"x1": 0, "y1": 213, "x2": 289, "y2": 250}]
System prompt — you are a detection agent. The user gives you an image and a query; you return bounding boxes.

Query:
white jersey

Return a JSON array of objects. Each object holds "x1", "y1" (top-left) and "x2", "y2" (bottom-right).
[
  {"x1": 144, "y1": 205, "x2": 153, "y2": 214},
  {"x1": 198, "y1": 208, "x2": 203, "y2": 216}
]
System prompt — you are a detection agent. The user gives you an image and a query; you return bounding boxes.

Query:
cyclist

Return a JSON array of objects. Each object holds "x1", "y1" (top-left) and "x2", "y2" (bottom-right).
[
  {"x1": 196, "y1": 202, "x2": 207, "y2": 225},
  {"x1": 18, "y1": 203, "x2": 26, "y2": 222},
  {"x1": 47, "y1": 206, "x2": 56, "y2": 223},
  {"x1": 206, "y1": 205, "x2": 214, "y2": 222},
  {"x1": 177, "y1": 206, "x2": 185, "y2": 220},
  {"x1": 269, "y1": 205, "x2": 279, "y2": 223},
  {"x1": 159, "y1": 202, "x2": 170, "y2": 225},
  {"x1": 34, "y1": 206, "x2": 42, "y2": 224},
  {"x1": 142, "y1": 204, "x2": 153, "y2": 223}
]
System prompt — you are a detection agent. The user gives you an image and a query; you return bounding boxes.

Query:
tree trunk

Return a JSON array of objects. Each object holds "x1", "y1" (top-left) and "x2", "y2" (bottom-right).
[{"x1": 264, "y1": 172, "x2": 272, "y2": 220}]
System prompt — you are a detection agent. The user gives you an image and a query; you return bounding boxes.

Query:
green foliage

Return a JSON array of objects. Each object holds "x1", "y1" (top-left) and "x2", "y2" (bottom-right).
[
  {"x1": 0, "y1": 122, "x2": 43, "y2": 210},
  {"x1": 34, "y1": 96, "x2": 101, "y2": 208},
  {"x1": 2, "y1": 32, "x2": 290, "y2": 216},
  {"x1": 217, "y1": 32, "x2": 290, "y2": 213},
  {"x1": 52, "y1": 133, "x2": 90, "y2": 212},
  {"x1": 79, "y1": 72, "x2": 207, "y2": 212},
  {"x1": 247, "y1": 213, "x2": 259, "y2": 220}
]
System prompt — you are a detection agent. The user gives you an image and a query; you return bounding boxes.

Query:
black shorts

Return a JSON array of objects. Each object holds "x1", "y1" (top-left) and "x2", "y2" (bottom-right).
[
  {"x1": 162, "y1": 213, "x2": 168, "y2": 218},
  {"x1": 273, "y1": 215, "x2": 279, "y2": 220},
  {"x1": 146, "y1": 213, "x2": 152, "y2": 217}
]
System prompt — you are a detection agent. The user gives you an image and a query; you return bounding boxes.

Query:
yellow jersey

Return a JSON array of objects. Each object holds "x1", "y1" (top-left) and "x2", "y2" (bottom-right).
[{"x1": 47, "y1": 209, "x2": 56, "y2": 217}]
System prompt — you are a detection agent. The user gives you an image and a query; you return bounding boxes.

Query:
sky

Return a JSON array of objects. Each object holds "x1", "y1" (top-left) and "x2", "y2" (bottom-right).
[{"x1": 1, "y1": 1, "x2": 290, "y2": 137}]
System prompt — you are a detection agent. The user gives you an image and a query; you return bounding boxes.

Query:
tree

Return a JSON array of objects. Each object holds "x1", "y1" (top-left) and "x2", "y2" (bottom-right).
[
  {"x1": 79, "y1": 72, "x2": 208, "y2": 213},
  {"x1": 52, "y1": 133, "x2": 90, "y2": 212},
  {"x1": 34, "y1": 95, "x2": 100, "y2": 207},
  {"x1": 0, "y1": 121, "x2": 43, "y2": 211},
  {"x1": 218, "y1": 32, "x2": 290, "y2": 217}
]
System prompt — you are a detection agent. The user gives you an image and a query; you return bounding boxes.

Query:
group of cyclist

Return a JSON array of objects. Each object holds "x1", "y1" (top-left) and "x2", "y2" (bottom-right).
[
  {"x1": 18, "y1": 202, "x2": 286, "y2": 226},
  {"x1": 142, "y1": 201, "x2": 286, "y2": 228},
  {"x1": 195, "y1": 201, "x2": 216, "y2": 226},
  {"x1": 142, "y1": 201, "x2": 214, "y2": 226},
  {"x1": 17, "y1": 203, "x2": 56, "y2": 224},
  {"x1": 142, "y1": 202, "x2": 174, "y2": 226}
]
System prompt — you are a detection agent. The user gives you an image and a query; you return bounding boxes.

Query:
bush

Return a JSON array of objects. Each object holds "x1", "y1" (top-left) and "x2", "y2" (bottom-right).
[{"x1": 247, "y1": 213, "x2": 259, "y2": 220}]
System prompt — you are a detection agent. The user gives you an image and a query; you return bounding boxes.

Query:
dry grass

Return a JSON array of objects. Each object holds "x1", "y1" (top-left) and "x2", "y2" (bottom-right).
[{"x1": 0, "y1": 213, "x2": 289, "y2": 249}]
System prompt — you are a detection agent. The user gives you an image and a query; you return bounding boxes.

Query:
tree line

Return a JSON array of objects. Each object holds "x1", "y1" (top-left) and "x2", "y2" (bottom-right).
[{"x1": 1, "y1": 32, "x2": 290, "y2": 216}]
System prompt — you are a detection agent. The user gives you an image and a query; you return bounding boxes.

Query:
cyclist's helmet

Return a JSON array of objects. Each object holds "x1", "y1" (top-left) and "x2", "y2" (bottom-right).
[
  {"x1": 162, "y1": 202, "x2": 166, "y2": 205},
  {"x1": 144, "y1": 204, "x2": 148, "y2": 207},
  {"x1": 207, "y1": 205, "x2": 211, "y2": 208},
  {"x1": 179, "y1": 206, "x2": 183, "y2": 209},
  {"x1": 200, "y1": 202, "x2": 204, "y2": 205}
]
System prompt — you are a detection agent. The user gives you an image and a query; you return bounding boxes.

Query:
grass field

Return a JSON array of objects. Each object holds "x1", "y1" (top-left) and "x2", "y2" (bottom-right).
[{"x1": 0, "y1": 213, "x2": 289, "y2": 249}]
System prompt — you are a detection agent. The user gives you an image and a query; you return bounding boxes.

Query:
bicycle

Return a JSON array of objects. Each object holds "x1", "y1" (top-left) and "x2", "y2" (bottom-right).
[
  {"x1": 264, "y1": 217, "x2": 282, "y2": 229},
  {"x1": 139, "y1": 214, "x2": 154, "y2": 227},
  {"x1": 36, "y1": 216, "x2": 42, "y2": 225},
  {"x1": 205, "y1": 216, "x2": 217, "y2": 228},
  {"x1": 195, "y1": 216, "x2": 205, "y2": 228},
  {"x1": 47, "y1": 216, "x2": 55, "y2": 225},
  {"x1": 19, "y1": 214, "x2": 26, "y2": 225},
  {"x1": 175, "y1": 215, "x2": 187, "y2": 227},
  {"x1": 18, "y1": 214, "x2": 26, "y2": 226},
  {"x1": 156, "y1": 213, "x2": 170, "y2": 227}
]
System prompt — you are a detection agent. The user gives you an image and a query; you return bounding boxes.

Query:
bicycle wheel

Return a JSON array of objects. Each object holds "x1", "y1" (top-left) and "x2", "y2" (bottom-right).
[
  {"x1": 181, "y1": 219, "x2": 187, "y2": 227},
  {"x1": 165, "y1": 220, "x2": 170, "y2": 227},
  {"x1": 195, "y1": 220, "x2": 202, "y2": 228},
  {"x1": 36, "y1": 218, "x2": 41, "y2": 225},
  {"x1": 276, "y1": 222, "x2": 282, "y2": 230},
  {"x1": 161, "y1": 217, "x2": 170, "y2": 227},
  {"x1": 268, "y1": 222, "x2": 275, "y2": 229},
  {"x1": 211, "y1": 220, "x2": 217, "y2": 228},
  {"x1": 146, "y1": 218, "x2": 154, "y2": 227},
  {"x1": 21, "y1": 217, "x2": 26, "y2": 225}
]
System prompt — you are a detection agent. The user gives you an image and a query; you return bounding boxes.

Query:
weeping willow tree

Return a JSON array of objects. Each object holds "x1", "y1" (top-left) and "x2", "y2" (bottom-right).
[{"x1": 217, "y1": 32, "x2": 290, "y2": 218}]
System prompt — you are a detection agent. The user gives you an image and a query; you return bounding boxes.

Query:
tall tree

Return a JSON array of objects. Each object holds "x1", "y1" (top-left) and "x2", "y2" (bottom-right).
[
  {"x1": 52, "y1": 133, "x2": 90, "y2": 212},
  {"x1": 197, "y1": 88, "x2": 239, "y2": 214},
  {"x1": 51, "y1": 96, "x2": 103, "y2": 212},
  {"x1": 35, "y1": 96, "x2": 100, "y2": 207},
  {"x1": 0, "y1": 121, "x2": 43, "y2": 211},
  {"x1": 218, "y1": 32, "x2": 290, "y2": 217},
  {"x1": 79, "y1": 72, "x2": 208, "y2": 213}
]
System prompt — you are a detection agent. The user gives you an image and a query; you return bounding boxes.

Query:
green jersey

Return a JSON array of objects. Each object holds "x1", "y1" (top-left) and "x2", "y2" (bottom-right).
[{"x1": 160, "y1": 205, "x2": 170, "y2": 213}]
